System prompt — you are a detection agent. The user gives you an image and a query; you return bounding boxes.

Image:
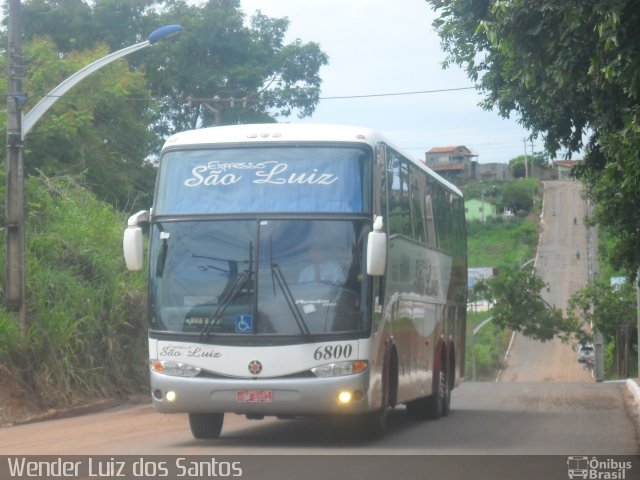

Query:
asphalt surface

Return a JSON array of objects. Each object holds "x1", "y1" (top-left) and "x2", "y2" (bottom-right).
[{"x1": 500, "y1": 180, "x2": 592, "y2": 383}]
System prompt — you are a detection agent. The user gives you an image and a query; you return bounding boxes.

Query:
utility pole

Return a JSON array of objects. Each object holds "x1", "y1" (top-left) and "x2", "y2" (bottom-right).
[
  {"x1": 523, "y1": 138, "x2": 528, "y2": 178},
  {"x1": 3, "y1": 12, "x2": 182, "y2": 338},
  {"x1": 189, "y1": 96, "x2": 249, "y2": 127},
  {"x1": 530, "y1": 139, "x2": 535, "y2": 176},
  {"x1": 5, "y1": 0, "x2": 26, "y2": 334}
]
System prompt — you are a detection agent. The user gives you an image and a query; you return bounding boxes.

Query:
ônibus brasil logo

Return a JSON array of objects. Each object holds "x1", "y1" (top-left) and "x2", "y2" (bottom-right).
[{"x1": 567, "y1": 456, "x2": 632, "y2": 479}]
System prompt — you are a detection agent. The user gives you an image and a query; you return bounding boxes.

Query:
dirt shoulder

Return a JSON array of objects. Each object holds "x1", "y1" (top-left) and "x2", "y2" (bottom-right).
[{"x1": 0, "y1": 364, "x2": 147, "y2": 427}]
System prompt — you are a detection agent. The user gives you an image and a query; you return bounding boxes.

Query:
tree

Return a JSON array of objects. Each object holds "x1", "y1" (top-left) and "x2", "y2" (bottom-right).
[
  {"x1": 472, "y1": 266, "x2": 580, "y2": 342},
  {"x1": 9, "y1": 0, "x2": 329, "y2": 207},
  {"x1": 427, "y1": 0, "x2": 640, "y2": 275},
  {"x1": 146, "y1": 0, "x2": 328, "y2": 134},
  {"x1": 500, "y1": 180, "x2": 535, "y2": 214},
  {"x1": 17, "y1": 1, "x2": 328, "y2": 135},
  {"x1": 567, "y1": 279, "x2": 636, "y2": 377},
  {"x1": 508, "y1": 156, "x2": 526, "y2": 179},
  {"x1": 20, "y1": 37, "x2": 157, "y2": 210}
]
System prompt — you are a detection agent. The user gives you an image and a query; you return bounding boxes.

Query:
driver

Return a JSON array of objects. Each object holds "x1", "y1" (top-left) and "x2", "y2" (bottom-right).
[{"x1": 298, "y1": 245, "x2": 344, "y2": 284}]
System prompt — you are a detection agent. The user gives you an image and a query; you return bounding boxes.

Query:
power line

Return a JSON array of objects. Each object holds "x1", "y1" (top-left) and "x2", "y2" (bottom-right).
[
  {"x1": 319, "y1": 86, "x2": 476, "y2": 100},
  {"x1": 0, "y1": 85, "x2": 478, "y2": 105}
]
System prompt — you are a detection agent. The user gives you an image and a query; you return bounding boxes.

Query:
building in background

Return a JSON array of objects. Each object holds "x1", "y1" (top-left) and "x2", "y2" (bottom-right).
[
  {"x1": 476, "y1": 162, "x2": 511, "y2": 181},
  {"x1": 424, "y1": 145, "x2": 477, "y2": 184},
  {"x1": 553, "y1": 160, "x2": 579, "y2": 179},
  {"x1": 464, "y1": 198, "x2": 497, "y2": 222}
]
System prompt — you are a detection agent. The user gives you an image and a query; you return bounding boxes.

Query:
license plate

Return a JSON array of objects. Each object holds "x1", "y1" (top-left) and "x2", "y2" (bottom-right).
[{"x1": 236, "y1": 390, "x2": 273, "y2": 403}]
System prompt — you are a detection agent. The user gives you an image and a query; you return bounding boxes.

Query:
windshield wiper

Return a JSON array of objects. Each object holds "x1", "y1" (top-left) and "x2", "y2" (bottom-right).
[
  {"x1": 271, "y1": 263, "x2": 311, "y2": 337},
  {"x1": 199, "y1": 269, "x2": 251, "y2": 337},
  {"x1": 267, "y1": 235, "x2": 310, "y2": 337},
  {"x1": 200, "y1": 242, "x2": 254, "y2": 337}
]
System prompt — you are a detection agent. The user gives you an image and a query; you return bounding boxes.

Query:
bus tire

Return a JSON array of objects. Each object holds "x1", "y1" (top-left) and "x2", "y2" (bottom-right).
[
  {"x1": 360, "y1": 347, "x2": 392, "y2": 440},
  {"x1": 361, "y1": 406, "x2": 387, "y2": 440},
  {"x1": 426, "y1": 358, "x2": 450, "y2": 419},
  {"x1": 188, "y1": 412, "x2": 224, "y2": 439}
]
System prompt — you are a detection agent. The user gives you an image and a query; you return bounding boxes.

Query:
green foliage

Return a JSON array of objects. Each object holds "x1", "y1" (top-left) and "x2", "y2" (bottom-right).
[
  {"x1": 429, "y1": 0, "x2": 640, "y2": 276},
  {"x1": 509, "y1": 157, "x2": 526, "y2": 179},
  {"x1": 508, "y1": 155, "x2": 547, "y2": 178},
  {"x1": 464, "y1": 178, "x2": 539, "y2": 216},
  {"x1": 145, "y1": 2, "x2": 328, "y2": 133},
  {"x1": 473, "y1": 266, "x2": 581, "y2": 342},
  {"x1": 20, "y1": 36, "x2": 157, "y2": 211},
  {"x1": 18, "y1": 0, "x2": 329, "y2": 137},
  {"x1": 3, "y1": 0, "x2": 330, "y2": 212},
  {"x1": 465, "y1": 190, "x2": 542, "y2": 379},
  {"x1": 0, "y1": 173, "x2": 147, "y2": 405},
  {"x1": 463, "y1": 181, "x2": 502, "y2": 204},
  {"x1": 466, "y1": 217, "x2": 537, "y2": 268},
  {"x1": 466, "y1": 311, "x2": 511, "y2": 381},
  {"x1": 501, "y1": 179, "x2": 537, "y2": 214},
  {"x1": 567, "y1": 278, "x2": 635, "y2": 343}
]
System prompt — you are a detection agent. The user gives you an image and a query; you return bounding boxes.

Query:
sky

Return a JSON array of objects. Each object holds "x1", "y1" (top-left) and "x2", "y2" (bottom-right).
[{"x1": 239, "y1": 0, "x2": 538, "y2": 165}]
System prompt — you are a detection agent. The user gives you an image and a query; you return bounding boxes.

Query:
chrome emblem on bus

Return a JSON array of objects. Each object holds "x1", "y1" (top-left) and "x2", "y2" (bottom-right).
[{"x1": 248, "y1": 360, "x2": 263, "y2": 375}]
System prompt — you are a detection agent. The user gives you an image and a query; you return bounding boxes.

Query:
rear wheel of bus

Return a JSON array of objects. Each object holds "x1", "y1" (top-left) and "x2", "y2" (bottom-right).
[
  {"x1": 428, "y1": 364, "x2": 450, "y2": 418},
  {"x1": 188, "y1": 412, "x2": 224, "y2": 439},
  {"x1": 406, "y1": 349, "x2": 450, "y2": 419}
]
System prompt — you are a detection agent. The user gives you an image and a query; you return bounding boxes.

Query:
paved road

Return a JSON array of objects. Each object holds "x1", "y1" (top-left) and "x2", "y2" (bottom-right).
[
  {"x1": 1, "y1": 381, "x2": 637, "y2": 455},
  {"x1": 1, "y1": 180, "x2": 638, "y2": 465},
  {"x1": 501, "y1": 180, "x2": 592, "y2": 383}
]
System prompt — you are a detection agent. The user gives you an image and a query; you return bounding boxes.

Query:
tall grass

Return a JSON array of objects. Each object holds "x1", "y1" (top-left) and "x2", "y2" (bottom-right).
[
  {"x1": 465, "y1": 212, "x2": 540, "y2": 380},
  {"x1": 467, "y1": 217, "x2": 538, "y2": 268},
  {"x1": 466, "y1": 311, "x2": 512, "y2": 381},
  {"x1": 0, "y1": 173, "x2": 147, "y2": 406}
]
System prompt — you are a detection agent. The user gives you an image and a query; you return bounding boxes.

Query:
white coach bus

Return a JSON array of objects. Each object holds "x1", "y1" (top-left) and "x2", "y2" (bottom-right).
[{"x1": 123, "y1": 123, "x2": 467, "y2": 440}]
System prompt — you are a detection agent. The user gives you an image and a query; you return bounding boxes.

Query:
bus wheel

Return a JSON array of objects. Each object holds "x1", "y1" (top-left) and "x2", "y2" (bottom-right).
[
  {"x1": 426, "y1": 363, "x2": 450, "y2": 419},
  {"x1": 359, "y1": 356, "x2": 391, "y2": 440},
  {"x1": 188, "y1": 412, "x2": 224, "y2": 439},
  {"x1": 363, "y1": 404, "x2": 387, "y2": 440}
]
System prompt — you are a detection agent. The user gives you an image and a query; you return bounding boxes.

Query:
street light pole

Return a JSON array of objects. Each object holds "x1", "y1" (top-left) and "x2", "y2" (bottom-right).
[
  {"x1": 5, "y1": 0, "x2": 25, "y2": 333},
  {"x1": 4, "y1": 11, "x2": 182, "y2": 331}
]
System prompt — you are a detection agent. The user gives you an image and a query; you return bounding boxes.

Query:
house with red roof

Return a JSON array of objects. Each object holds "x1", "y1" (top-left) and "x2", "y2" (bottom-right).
[{"x1": 424, "y1": 145, "x2": 477, "y2": 184}]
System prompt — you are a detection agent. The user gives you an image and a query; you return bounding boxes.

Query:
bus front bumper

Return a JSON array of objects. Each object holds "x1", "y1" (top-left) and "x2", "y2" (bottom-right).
[{"x1": 150, "y1": 370, "x2": 371, "y2": 416}]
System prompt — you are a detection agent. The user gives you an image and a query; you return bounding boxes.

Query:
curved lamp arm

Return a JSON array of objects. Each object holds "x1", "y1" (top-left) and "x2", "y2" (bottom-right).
[{"x1": 21, "y1": 24, "x2": 182, "y2": 140}]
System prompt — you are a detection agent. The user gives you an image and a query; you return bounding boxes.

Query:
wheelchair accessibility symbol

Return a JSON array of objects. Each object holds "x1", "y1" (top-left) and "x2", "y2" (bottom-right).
[{"x1": 235, "y1": 315, "x2": 253, "y2": 333}]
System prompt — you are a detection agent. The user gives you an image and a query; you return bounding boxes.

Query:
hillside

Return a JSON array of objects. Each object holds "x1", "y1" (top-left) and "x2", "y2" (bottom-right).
[{"x1": 0, "y1": 174, "x2": 148, "y2": 425}]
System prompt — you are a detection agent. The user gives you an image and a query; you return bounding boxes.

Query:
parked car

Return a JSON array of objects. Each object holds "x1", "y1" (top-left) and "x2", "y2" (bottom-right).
[{"x1": 577, "y1": 344, "x2": 595, "y2": 363}]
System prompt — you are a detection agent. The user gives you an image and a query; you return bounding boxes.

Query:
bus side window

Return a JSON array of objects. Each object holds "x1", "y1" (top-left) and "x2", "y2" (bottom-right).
[{"x1": 388, "y1": 152, "x2": 412, "y2": 238}]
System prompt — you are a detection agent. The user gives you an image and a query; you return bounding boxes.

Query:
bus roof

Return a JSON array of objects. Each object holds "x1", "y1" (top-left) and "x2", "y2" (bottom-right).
[{"x1": 162, "y1": 123, "x2": 462, "y2": 197}]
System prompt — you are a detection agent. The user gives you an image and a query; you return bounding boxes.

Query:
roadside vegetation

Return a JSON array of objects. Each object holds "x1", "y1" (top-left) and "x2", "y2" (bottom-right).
[
  {"x1": 466, "y1": 310, "x2": 512, "y2": 381},
  {"x1": 567, "y1": 231, "x2": 638, "y2": 379},
  {"x1": 428, "y1": 0, "x2": 640, "y2": 379},
  {"x1": 0, "y1": 173, "x2": 148, "y2": 412},
  {"x1": 463, "y1": 178, "x2": 541, "y2": 380}
]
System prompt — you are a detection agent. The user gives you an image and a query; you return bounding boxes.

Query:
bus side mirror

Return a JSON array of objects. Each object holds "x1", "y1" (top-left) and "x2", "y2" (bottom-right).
[
  {"x1": 367, "y1": 216, "x2": 386, "y2": 276},
  {"x1": 123, "y1": 210, "x2": 149, "y2": 271}
]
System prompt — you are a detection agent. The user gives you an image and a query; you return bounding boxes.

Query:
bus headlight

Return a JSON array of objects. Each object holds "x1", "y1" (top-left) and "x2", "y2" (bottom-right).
[
  {"x1": 150, "y1": 360, "x2": 201, "y2": 377},
  {"x1": 311, "y1": 360, "x2": 368, "y2": 378}
]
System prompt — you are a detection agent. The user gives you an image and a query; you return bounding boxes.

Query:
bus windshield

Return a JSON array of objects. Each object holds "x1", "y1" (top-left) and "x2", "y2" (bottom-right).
[
  {"x1": 154, "y1": 146, "x2": 370, "y2": 215},
  {"x1": 149, "y1": 219, "x2": 370, "y2": 339}
]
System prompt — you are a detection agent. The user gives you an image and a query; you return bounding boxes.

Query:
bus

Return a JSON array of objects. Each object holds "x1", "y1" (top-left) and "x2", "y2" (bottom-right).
[{"x1": 123, "y1": 123, "x2": 467, "y2": 440}]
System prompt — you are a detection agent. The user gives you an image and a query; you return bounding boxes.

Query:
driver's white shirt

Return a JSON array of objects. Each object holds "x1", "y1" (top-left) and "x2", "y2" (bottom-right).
[{"x1": 298, "y1": 261, "x2": 344, "y2": 283}]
